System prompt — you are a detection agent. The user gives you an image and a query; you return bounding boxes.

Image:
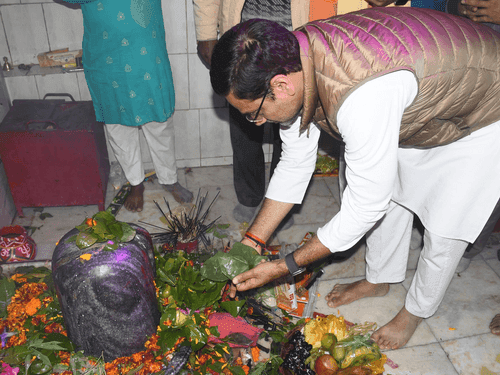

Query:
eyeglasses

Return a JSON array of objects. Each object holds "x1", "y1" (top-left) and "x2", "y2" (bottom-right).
[{"x1": 246, "y1": 89, "x2": 268, "y2": 122}]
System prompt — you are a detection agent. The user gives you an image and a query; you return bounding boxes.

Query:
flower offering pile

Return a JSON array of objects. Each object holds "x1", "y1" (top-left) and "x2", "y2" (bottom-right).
[{"x1": 0, "y1": 220, "x2": 387, "y2": 375}]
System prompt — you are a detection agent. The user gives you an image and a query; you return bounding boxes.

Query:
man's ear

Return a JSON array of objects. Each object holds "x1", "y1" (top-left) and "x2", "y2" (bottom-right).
[{"x1": 270, "y1": 74, "x2": 296, "y2": 98}]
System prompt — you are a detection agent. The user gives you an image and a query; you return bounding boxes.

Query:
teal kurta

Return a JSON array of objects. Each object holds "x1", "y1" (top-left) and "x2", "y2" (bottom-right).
[{"x1": 75, "y1": 0, "x2": 175, "y2": 126}]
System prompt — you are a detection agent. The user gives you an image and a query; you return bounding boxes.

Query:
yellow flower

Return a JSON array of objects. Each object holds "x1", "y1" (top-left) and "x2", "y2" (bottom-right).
[{"x1": 80, "y1": 253, "x2": 92, "y2": 261}]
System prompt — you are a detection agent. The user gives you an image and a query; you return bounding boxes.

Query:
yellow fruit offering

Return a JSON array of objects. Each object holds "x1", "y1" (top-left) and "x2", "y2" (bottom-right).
[{"x1": 304, "y1": 315, "x2": 348, "y2": 349}]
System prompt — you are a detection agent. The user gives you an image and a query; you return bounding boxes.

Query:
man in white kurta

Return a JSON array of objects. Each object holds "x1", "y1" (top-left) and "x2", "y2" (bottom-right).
[{"x1": 210, "y1": 8, "x2": 500, "y2": 350}]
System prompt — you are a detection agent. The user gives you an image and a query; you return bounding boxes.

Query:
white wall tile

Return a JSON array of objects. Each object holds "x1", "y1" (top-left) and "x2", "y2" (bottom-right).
[
  {"x1": 201, "y1": 156, "x2": 232, "y2": 167},
  {"x1": 0, "y1": 16, "x2": 10, "y2": 64},
  {"x1": 199, "y1": 107, "x2": 232, "y2": 158},
  {"x1": 5, "y1": 75, "x2": 38, "y2": 102},
  {"x1": 162, "y1": 0, "x2": 187, "y2": 55},
  {"x1": 2, "y1": 4, "x2": 49, "y2": 65},
  {"x1": 188, "y1": 53, "x2": 225, "y2": 109},
  {"x1": 35, "y1": 73, "x2": 80, "y2": 101},
  {"x1": 43, "y1": 2, "x2": 84, "y2": 52},
  {"x1": 76, "y1": 71, "x2": 91, "y2": 100},
  {"x1": 173, "y1": 109, "x2": 200, "y2": 161},
  {"x1": 186, "y1": 0, "x2": 197, "y2": 54},
  {"x1": 169, "y1": 54, "x2": 188, "y2": 110},
  {"x1": 176, "y1": 158, "x2": 201, "y2": 168}
]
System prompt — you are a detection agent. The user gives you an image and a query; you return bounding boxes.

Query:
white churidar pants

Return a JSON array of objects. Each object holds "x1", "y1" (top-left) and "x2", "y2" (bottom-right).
[
  {"x1": 365, "y1": 201, "x2": 468, "y2": 318},
  {"x1": 105, "y1": 119, "x2": 177, "y2": 186}
]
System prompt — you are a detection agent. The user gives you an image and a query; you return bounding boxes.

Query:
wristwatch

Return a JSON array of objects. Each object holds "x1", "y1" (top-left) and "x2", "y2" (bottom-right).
[
  {"x1": 394, "y1": 0, "x2": 409, "y2": 5},
  {"x1": 285, "y1": 252, "x2": 305, "y2": 277}
]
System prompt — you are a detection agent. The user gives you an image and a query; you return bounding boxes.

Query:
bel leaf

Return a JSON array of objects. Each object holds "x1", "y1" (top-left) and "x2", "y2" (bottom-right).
[{"x1": 75, "y1": 231, "x2": 98, "y2": 249}]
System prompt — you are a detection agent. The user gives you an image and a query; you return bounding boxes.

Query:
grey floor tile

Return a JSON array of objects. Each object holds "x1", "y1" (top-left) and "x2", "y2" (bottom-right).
[
  {"x1": 382, "y1": 343, "x2": 459, "y2": 374},
  {"x1": 185, "y1": 165, "x2": 234, "y2": 188},
  {"x1": 440, "y1": 334, "x2": 500, "y2": 375}
]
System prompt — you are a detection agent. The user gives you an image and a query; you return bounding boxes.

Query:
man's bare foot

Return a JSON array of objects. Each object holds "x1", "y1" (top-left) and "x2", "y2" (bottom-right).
[
  {"x1": 490, "y1": 313, "x2": 500, "y2": 335},
  {"x1": 163, "y1": 182, "x2": 193, "y2": 203},
  {"x1": 124, "y1": 183, "x2": 145, "y2": 212},
  {"x1": 325, "y1": 279, "x2": 389, "y2": 308},
  {"x1": 371, "y1": 307, "x2": 422, "y2": 350}
]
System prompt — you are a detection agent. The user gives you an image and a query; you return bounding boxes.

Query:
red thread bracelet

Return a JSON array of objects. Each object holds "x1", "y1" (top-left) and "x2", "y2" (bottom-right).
[{"x1": 244, "y1": 232, "x2": 266, "y2": 248}]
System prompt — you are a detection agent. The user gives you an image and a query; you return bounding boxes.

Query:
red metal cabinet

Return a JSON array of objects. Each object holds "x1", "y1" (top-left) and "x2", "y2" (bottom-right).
[{"x1": 0, "y1": 95, "x2": 109, "y2": 217}]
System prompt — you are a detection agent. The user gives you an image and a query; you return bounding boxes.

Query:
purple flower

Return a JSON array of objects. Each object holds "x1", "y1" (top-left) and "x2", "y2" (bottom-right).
[{"x1": 1, "y1": 328, "x2": 15, "y2": 348}]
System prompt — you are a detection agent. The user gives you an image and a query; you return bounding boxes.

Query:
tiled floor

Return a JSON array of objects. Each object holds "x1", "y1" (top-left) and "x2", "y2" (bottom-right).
[{"x1": 5, "y1": 165, "x2": 500, "y2": 375}]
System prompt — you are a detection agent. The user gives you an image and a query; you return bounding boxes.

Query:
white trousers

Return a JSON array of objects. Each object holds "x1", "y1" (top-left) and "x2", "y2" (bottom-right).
[
  {"x1": 365, "y1": 201, "x2": 468, "y2": 318},
  {"x1": 105, "y1": 119, "x2": 177, "y2": 186}
]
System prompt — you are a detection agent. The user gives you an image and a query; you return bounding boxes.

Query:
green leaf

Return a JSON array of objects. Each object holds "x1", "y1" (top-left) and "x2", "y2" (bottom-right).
[
  {"x1": 124, "y1": 364, "x2": 144, "y2": 375},
  {"x1": 200, "y1": 243, "x2": 266, "y2": 282},
  {"x1": 119, "y1": 222, "x2": 136, "y2": 242},
  {"x1": 29, "y1": 338, "x2": 67, "y2": 351},
  {"x1": 220, "y1": 300, "x2": 247, "y2": 317},
  {"x1": 228, "y1": 365, "x2": 247, "y2": 375},
  {"x1": 0, "y1": 277, "x2": 16, "y2": 317},
  {"x1": 103, "y1": 242, "x2": 119, "y2": 251},
  {"x1": 93, "y1": 210, "x2": 116, "y2": 223},
  {"x1": 107, "y1": 222, "x2": 123, "y2": 239},
  {"x1": 75, "y1": 231, "x2": 98, "y2": 249},
  {"x1": 41, "y1": 333, "x2": 74, "y2": 352},
  {"x1": 30, "y1": 349, "x2": 52, "y2": 368}
]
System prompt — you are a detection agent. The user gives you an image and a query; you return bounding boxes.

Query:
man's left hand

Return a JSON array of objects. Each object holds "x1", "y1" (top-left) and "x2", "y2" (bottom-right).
[
  {"x1": 461, "y1": 0, "x2": 500, "y2": 24},
  {"x1": 230, "y1": 259, "x2": 288, "y2": 297}
]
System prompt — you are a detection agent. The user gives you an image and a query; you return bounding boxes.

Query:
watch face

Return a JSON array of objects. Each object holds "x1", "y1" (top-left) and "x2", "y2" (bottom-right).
[{"x1": 293, "y1": 268, "x2": 305, "y2": 276}]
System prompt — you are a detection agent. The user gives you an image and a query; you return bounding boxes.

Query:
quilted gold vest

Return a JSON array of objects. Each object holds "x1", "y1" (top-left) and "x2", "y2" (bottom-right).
[{"x1": 294, "y1": 8, "x2": 500, "y2": 148}]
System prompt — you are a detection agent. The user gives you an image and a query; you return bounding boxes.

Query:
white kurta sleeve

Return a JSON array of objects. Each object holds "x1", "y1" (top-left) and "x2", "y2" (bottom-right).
[
  {"x1": 265, "y1": 117, "x2": 321, "y2": 203},
  {"x1": 317, "y1": 70, "x2": 418, "y2": 252}
]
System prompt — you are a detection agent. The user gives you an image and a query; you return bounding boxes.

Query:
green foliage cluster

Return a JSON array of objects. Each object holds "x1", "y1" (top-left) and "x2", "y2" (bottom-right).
[{"x1": 70, "y1": 211, "x2": 136, "y2": 250}]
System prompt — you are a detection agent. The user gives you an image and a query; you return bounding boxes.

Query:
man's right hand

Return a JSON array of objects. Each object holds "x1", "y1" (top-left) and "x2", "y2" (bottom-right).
[{"x1": 197, "y1": 40, "x2": 218, "y2": 68}]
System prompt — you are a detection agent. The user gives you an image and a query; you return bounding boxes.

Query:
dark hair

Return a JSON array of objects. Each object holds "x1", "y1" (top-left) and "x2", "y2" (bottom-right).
[{"x1": 210, "y1": 19, "x2": 302, "y2": 100}]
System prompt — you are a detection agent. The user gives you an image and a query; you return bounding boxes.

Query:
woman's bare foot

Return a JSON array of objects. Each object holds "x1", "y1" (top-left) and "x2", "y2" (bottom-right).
[
  {"x1": 490, "y1": 313, "x2": 500, "y2": 335},
  {"x1": 371, "y1": 307, "x2": 422, "y2": 350},
  {"x1": 325, "y1": 279, "x2": 389, "y2": 308},
  {"x1": 124, "y1": 183, "x2": 145, "y2": 212},
  {"x1": 163, "y1": 182, "x2": 193, "y2": 203}
]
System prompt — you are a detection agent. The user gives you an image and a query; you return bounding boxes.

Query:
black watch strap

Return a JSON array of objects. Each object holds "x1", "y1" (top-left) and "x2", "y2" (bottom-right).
[
  {"x1": 285, "y1": 252, "x2": 305, "y2": 276},
  {"x1": 394, "y1": 0, "x2": 409, "y2": 5}
]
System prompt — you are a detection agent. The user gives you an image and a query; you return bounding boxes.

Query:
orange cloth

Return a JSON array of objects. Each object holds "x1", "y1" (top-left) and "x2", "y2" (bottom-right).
[{"x1": 309, "y1": 0, "x2": 338, "y2": 21}]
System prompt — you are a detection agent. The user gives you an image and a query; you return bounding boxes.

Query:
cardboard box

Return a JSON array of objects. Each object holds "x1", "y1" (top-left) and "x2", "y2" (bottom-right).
[{"x1": 37, "y1": 49, "x2": 82, "y2": 68}]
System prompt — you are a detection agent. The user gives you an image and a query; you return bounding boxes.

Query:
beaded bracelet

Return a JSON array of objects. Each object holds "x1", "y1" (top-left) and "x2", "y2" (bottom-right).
[{"x1": 244, "y1": 232, "x2": 266, "y2": 248}]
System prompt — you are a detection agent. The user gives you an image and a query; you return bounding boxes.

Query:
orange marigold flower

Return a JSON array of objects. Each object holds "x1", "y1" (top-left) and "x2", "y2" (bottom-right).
[
  {"x1": 85, "y1": 218, "x2": 96, "y2": 227},
  {"x1": 25, "y1": 298, "x2": 42, "y2": 316},
  {"x1": 148, "y1": 362, "x2": 162, "y2": 373},
  {"x1": 251, "y1": 346, "x2": 260, "y2": 363},
  {"x1": 10, "y1": 274, "x2": 27, "y2": 283},
  {"x1": 132, "y1": 353, "x2": 143, "y2": 362},
  {"x1": 242, "y1": 365, "x2": 250, "y2": 374}
]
